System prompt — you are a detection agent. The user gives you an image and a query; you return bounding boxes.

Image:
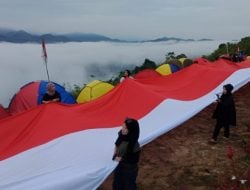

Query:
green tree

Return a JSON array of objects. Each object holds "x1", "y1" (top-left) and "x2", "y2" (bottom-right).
[
  {"x1": 70, "y1": 84, "x2": 83, "y2": 99},
  {"x1": 206, "y1": 36, "x2": 250, "y2": 61},
  {"x1": 165, "y1": 52, "x2": 175, "y2": 61},
  {"x1": 176, "y1": 53, "x2": 187, "y2": 59}
]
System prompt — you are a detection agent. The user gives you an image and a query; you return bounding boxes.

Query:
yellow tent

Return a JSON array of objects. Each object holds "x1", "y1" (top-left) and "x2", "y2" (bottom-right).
[
  {"x1": 178, "y1": 58, "x2": 186, "y2": 65},
  {"x1": 76, "y1": 80, "x2": 114, "y2": 103},
  {"x1": 168, "y1": 59, "x2": 182, "y2": 69},
  {"x1": 178, "y1": 58, "x2": 193, "y2": 68},
  {"x1": 155, "y1": 64, "x2": 173, "y2": 76}
]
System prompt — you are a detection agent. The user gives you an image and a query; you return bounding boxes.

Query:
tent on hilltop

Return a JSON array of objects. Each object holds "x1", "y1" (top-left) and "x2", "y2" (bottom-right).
[
  {"x1": 76, "y1": 80, "x2": 114, "y2": 103},
  {"x1": 8, "y1": 80, "x2": 76, "y2": 115},
  {"x1": 179, "y1": 58, "x2": 193, "y2": 68},
  {"x1": 155, "y1": 63, "x2": 180, "y2": 76},
  {"x1": 167, "y1": 59, "x2": 182, "y2": 69},
  {"x1": 0, "y1": 104, "x2": 9, "y2": 119},
  {"x1": 134, "y1": 69, "x2": 161, "y2": 79}
]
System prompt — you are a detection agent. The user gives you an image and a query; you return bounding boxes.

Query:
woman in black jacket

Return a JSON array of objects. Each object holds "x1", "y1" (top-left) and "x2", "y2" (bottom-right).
[
  {"x1": 112, "y1": 118, "x2": 141, "y2": 190},
  {"x1": 210, "y1": 84, "x2": 236, "y2": 143}
]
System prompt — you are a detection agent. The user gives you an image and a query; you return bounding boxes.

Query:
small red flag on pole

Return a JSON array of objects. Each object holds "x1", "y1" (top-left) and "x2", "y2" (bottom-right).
[{"x1": 41, "y1": 39, "x2": 50, "y2": 81}]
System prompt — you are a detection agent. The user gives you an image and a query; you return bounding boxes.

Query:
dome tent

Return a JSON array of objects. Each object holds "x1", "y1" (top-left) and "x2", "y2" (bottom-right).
[
  {"x1": 9, "y1": 80, "x2": 76, "y2": 115},
  {"x1": 155, "y1": 63, "x2": 180, "y2": 76},
  {"x1": 76, "y1": 80, "x2": 114, "y2": 103},
  {"x1": 179, "y1": 58, "x2": 193, "y2": 68},
  {"x1": 134, "y1": 69, "x2": 161, "y2": 79},
  {"x1": 167, "y1": 59, "x2": 182, "y2": 69}
]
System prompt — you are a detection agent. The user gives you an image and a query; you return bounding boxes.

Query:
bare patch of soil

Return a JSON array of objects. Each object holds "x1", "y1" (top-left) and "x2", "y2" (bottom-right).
[{"x1": 99, "y1": 83, "x2": 250, "y2": 190}]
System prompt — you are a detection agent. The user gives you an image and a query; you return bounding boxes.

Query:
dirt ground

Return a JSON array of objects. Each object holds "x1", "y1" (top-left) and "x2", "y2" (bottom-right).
[{"x1": 99, "y1": 83, "x2": 250, "y2": 190}]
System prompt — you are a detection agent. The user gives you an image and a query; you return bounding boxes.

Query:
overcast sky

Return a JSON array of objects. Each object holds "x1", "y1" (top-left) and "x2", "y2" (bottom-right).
[{"x1": 0, "y1": 0, "x2": 249, "y2": 40}]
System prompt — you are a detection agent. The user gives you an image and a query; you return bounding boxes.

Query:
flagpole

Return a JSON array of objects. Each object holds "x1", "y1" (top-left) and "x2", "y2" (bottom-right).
[
  {"x1": 42, "y1": 39, "x2": 50, "y2": 81},
  {"x1": 44, "y1": 59, "x2": 50, "y2": 81}
]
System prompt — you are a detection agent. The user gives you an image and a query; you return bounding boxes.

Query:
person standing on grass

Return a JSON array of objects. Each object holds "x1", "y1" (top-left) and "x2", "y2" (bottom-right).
[{"x1": 210, "y1": 84, "x2": 236, "y2": 143}]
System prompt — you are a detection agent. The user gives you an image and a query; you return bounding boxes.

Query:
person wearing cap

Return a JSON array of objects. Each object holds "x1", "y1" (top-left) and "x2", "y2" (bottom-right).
[
  {"x1": 112, "y1": 118, "x2": 141, "y2": 190},
  {"x1": 210, "y1": 84, "x2": 236, "y2": 143},
  {"x1": 42, "y1": 82, "x2": 61, "y2": 104}
]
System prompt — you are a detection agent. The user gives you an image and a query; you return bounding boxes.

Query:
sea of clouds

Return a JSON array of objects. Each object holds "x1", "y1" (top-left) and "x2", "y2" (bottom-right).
[{"x1": 0, "y1": 40, "x2": 224, "y2": 107}]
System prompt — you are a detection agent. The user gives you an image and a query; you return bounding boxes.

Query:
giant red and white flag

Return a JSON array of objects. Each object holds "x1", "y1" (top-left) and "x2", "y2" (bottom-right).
[{"x1": 0, "y1": 59, "x2": 249, "y2": 190}]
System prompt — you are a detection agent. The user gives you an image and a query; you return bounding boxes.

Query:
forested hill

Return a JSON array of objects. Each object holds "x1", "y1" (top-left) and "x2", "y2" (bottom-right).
[
  {"x1": 206, "y1": 36, "x2": 250, "y2": 61},
  {"x1": 0, "y1": 29, "x2": 211, "y2": 43}
]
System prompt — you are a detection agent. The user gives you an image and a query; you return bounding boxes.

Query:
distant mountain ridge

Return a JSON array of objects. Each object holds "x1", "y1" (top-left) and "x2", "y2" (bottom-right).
[{"x1": 0, "y1": 28, "x2": 213, "y2": 43}]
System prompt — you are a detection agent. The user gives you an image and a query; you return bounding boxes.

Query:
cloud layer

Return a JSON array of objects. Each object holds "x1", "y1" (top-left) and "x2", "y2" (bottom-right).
[{"x1": 0, "y1": 40, "x2": 223, "y2": 107}]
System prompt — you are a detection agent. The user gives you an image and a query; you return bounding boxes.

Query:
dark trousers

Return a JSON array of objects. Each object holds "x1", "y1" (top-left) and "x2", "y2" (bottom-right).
[
  {"x1": 212, "y1": 121, "x2": 229, "y2": 140},
  {"x1": 112, "y1": 162, "x2": 138, "y2": 190}
]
